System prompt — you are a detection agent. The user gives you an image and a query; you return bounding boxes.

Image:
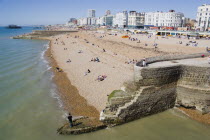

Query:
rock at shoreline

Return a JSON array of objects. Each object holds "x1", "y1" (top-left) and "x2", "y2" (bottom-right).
[{"x1": 57, "y1": 117, "x2": 107, "y2": 135}]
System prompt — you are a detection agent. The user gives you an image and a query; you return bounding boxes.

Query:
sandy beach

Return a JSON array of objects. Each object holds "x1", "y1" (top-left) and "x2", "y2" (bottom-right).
[{"x1": 45, "y1": 30, "x2": 209, "y2": 123}]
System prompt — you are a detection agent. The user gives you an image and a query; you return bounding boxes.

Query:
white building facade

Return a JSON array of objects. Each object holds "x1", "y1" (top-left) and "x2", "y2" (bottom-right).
[
  {"x1": 144, "y1": 10, "x2": 184, "y2": 27},
  {"x1": 96, "y1": 15, "x2": 114, "y2": 26},
  {"x1": 128, "y1": 11, "x2": 145, "y2": 28},
  {"x1": 113, "y1": 11, "x2": 128, "y2": 28},
  {"x1": 77, "y1": 18, "x2": 88, "y2": 26},
  {"x1": 195, "y1": 4, "x2": 210, "y2": 31},
  {"x1": 96, "y1": 17, "x2": 104, "y2": 25},
  {"x1": 88, "y1": 9, "x2": 96, "y2": 17},
  {"x1": 77, "y1": 17, "x2": 96, "y2": 26}
]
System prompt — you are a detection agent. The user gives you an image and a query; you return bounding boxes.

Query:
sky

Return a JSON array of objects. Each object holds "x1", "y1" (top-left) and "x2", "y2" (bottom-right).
[{"x1": 0, "y1": 0, "x2": 210, "y2": 26}]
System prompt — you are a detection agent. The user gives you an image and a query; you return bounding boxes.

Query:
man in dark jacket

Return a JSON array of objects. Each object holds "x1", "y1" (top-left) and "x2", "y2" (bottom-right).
[{"x1": 67, "y1": 113, "x2": 73, "y2": 128}]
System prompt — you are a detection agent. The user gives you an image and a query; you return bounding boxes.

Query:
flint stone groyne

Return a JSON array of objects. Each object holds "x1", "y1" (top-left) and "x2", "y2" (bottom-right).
[
  {"x1": 100, "y1": 53, "x2": 210, "y2": 124},
  {"x1": 12, "y1": 30, "x2": 78, "y2": 39}
]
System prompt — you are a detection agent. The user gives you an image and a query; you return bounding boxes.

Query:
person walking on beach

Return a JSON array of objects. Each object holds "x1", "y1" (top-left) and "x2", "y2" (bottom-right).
[
  {"x1": 154, "y1": 43, "x2": 158, "y2": 51},
  {"x1": 67, "y1": 113, "x2": 73, "y2": 128},
  {"x1": 206, "y1": 47, "x2": 210, "y2": 53}
]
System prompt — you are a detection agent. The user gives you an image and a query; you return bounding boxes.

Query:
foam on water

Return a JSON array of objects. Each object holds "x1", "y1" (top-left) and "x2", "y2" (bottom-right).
[
  {"x1": 40, "y1": 43, "x2": 50, "y2": 64},
  {"x1": 50, "y1": 83, "x2": 64, "y2": 108}
]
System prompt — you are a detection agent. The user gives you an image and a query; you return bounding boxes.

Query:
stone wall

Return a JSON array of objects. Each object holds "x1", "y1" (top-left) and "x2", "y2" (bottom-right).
[
  {"x1": 117, "y1": 84, "x2": 177, "y2": 122},
  {"x1": 176, "y1": 65, "x2": 210, "y2": 113},
  {"x1": 31, "y1": 30, "x2": 78, "y2": 37},
  {"x1": 178, "y1": 65, "x2": 210, "y2": 88},
  {"x1": 12, "y1": 30, "x2": 78, "y2": 39},
  {"x1": 100, "y1": 53, "x2": 210, "y2": 124},
  {"x1": 137, "y1": 66, "x2": 181, "y2": 86},
  {"x1": 136, "y1": 53, "x2": 209, "y2": 67}
]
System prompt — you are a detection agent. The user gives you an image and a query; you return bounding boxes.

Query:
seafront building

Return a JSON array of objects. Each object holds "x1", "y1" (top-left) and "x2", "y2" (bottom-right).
[
  {"x1": 128, "y1": 11, "x2": 145, "y2": 28},
  {"x1": 195, "y1": 4, "x2": 210, "y2": 31},
  {"x1": 77, "y1": 18, "x2": 88, "y2": 25},
  {"x1": 96, "y1": 10, "x2": 114, "y2": 26},
  {"x1": 88, "y1": 9, "x2": 96, "y2": 17},
  {"x1": 74, "y1": 8, "x2": 200, "y2": 30},
  {"x1": 144, "y1": 10, "x2": 184, "y2": 28},
  {"x1": 77, "y1": 9, "x2": 97, "y2": 26},
  {"x1": 77, "y1": 17, "x2": 96, "y2": 25},
  {"x1": 96, "y1": 17, "x2": 104, "y2": 26},
  {"x1": 180, "y1": 18, "x2": 196, "y2": 30},
  {"x1": 113, "y1": 11, "x2": 128, "y2": 28},
  {"x1": 87, "y1": 17, "x2": 97, "y2": 25},
  {"x1": 66, "y1": 18, "x2": 77, "y2": 26}
]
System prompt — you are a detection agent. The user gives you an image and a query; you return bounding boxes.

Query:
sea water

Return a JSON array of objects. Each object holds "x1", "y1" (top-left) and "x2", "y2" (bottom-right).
[{"x1": 0, "y1": 27, "x2": 209, "y2": 140}]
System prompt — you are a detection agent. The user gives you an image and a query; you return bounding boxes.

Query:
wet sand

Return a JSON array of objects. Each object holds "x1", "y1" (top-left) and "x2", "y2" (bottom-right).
[{"x1": 179, "y1": 107, "x2": 210, "y2": 125}]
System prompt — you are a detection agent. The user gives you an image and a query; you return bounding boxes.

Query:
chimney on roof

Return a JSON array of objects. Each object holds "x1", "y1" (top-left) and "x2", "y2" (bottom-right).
[{"x1": 169, "y1": 10, "x2": 175, "y2": 12}]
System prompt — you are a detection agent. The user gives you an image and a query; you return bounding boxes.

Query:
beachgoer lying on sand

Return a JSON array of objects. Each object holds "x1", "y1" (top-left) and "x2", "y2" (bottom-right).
[
  {"x1": 56, "y1": 67, "x2": 63, "y2": 72},
  {"x1": 194, "y1": 43, "x2": 198, "y2": 47},
  {"x1": 145, "y1": 43, "x2": 148, "y2": 46},
  {"x1": 84, "y1": 69, "x2": 91, "y2": 76},
  {"x1": 66, "y1": 59, "x2": 71, "y2": 63},
  {"x1": 125, "y1": 59, "x2": 137, "y2": 64},
  {"x1": 103, "y1": 49, "x2": 106, "y2": 52},
  {"x1": 78, "y1": 50, "x2": 83, "y2": 53},
  {"x1": 84, "y1": 72, "x2": 88, "y2": 76},
  {"x1": 90, "y1": 57, "x2": 100, "y2": 62},
  {"x1": 95, "y1": 57, "x2": 100, "y2": 62},
  {"x1": 125, "y1": 60, "x2": 132, "y2": 64},
  {"x1": 96, "y1": 75, "x2": 107, "y2": 81}
]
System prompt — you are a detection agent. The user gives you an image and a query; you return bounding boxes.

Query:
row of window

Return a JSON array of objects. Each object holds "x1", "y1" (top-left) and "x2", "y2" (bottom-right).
[
  {"x1": 199, "y1": 13, "x2": 210, "y2": 16},
  {"x1": 200, "y1": 8, "x2": 209, "y2": 11},
  {"x1": 147, "y1": 19, "x2": 181, "y2": 22},
  {"x1": 146, "y1": 23, "x2": 181, "y2": 26}
]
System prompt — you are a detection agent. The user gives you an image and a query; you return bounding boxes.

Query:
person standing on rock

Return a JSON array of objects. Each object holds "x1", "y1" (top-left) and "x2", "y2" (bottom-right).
[
  {"x1": 142, "y1": 58, "x2": 146, "y2": 67},
  {"x1": 67, "y1": 113, "x2": 73, "y2": 128}
]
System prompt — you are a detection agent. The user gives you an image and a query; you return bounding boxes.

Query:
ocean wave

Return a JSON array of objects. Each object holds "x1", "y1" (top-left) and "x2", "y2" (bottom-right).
[
  {"x1": 42, "y1": 66, "x2": 52, "y2": 74},
  {"x1": 39, "y1": 42, "x2": 53, "y2": 75},
  {"x1": 40, "y1": 43, "x2": 50, "y2": 64},
  {"x1": 50, "y1": 72, "x2": 54, "y2": 80},
  {"x1": 50, "y1": 83, "x2": 64, "y2": 109}
]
